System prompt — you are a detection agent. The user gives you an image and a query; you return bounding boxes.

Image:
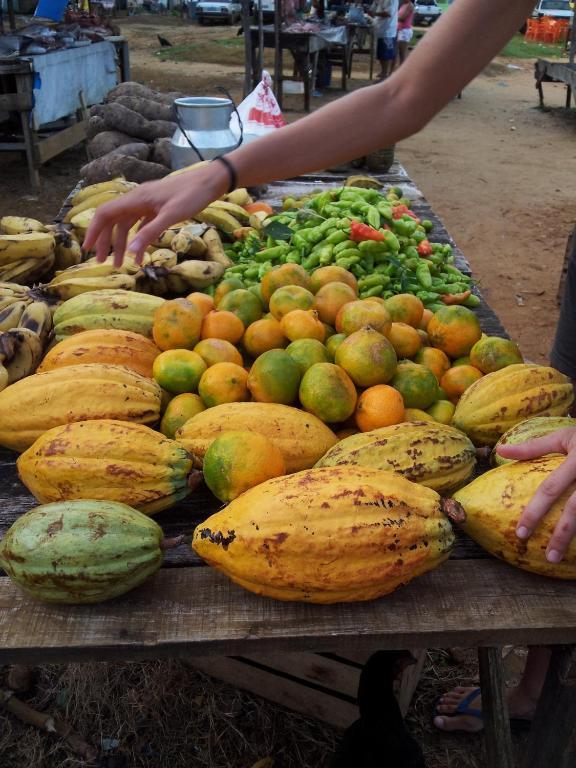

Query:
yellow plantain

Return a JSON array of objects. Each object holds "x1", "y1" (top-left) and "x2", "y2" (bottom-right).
[
  {"x1": 18, "y1": 301, "x2": 53, "y2": 342},
  {"x1": 0, "y1": 216, "x2": 47, "y2": 235},
  {"x1": 194, "y1": 207, "x2": 243, "y2": 235},
  {"x1": 164, "y1": 260, "x2": 225, "y2": 293},
  {"x1": 224, "y1": 188, "x2": 253, "y2": 206},
  {"x1": 0, "y1": 300, "x2": 28, "y2": 332},
  {"x1": 71, "y1": 179, "x2": 137, "y2": 206},
  {"x1": 64, "y1": 191, "x2": 124, "y2": 224},
  {"x1": 170, "y1": 229, "x2": 207, "y2": 258},
  {"x1": 0, "y1": 232, "x2": 55, "y2": 265},
  {"x1": 44, "y1": 273, "x2": 137, "y2": 302},
  {"x1": 1, "y1": 327, "x2": 44, "y2": 384},
  {"x1": 209, "y1": 200, "x2": 250, "y2": 224},
  {"x1": 202, "y1": 228, "x2": 233, "y2": 267},
  {"x1": 0, "y1": 252, "x2": 55, "y2": 285}
]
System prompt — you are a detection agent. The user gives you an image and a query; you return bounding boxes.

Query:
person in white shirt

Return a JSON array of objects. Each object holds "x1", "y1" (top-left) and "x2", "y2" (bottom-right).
[{"x1": 369, "y1": 0, "x2": 399, "y2": 80}]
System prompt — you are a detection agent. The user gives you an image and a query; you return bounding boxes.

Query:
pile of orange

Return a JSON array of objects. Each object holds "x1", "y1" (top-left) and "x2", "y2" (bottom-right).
[{"x1": 151, "y1": 263, "x2": 524, "y2": 438}]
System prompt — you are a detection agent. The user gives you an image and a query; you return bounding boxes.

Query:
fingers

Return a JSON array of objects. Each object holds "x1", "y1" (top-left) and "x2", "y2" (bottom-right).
[
  {"x1": 544, "y1": 490, "x2": 576, "y2": 563},
  {"x1": 83, "y1": 188, "x2": 156, "y2": 260},
  {"x1": 497, "y1": 428, "x2": 576, "y2": 460},
  {"x1": 516, "y1": 452, "x2": 576, "y2": 556},
  {"x1": 128, "y1": 211, "x2": 175, "y2": 265},
  {"x1": 112, "y1": 218, "x2": 138, "y2": 268}
]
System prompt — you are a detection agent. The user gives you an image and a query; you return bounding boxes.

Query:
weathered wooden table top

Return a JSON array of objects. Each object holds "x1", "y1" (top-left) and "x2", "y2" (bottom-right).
[{"x1": 2, "y1": 165, "x2": 576, "y2": 665}]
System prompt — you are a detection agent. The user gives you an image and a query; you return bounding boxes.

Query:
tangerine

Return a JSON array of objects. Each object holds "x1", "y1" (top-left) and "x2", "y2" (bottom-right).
[
  {"x1": 214, "y1": 277, "x2": 244, "y2": 306},
  {"x1": 325, "y1": 333, "x2": 346, "y2": 361},
  {"x1": 469, "y1": 336, "x2": 523, "y2": 374},
  {"x1": 186, "y1": 292, "x2": 215, "y2": 317},
  {"x1": 309, "y1": 265, "x2": 358, "y2": 294},
  {"x1": 243, "y1": 317, "x2": 287, "y2": 357},
  {"x1": 280, "y1": 309, "x2": 326, "y2": 342},
  {"x1": 313, "y1": 281, "x2": 358, "y2": 326},
  {"x1": 218, "y1": 289, "x2": 263, "y2": 327},
  {"x1": 194, "y1": 338, "x2": 244, "y2": 367},
  {"x1": 427, "y1": 305, "x2": 482, "y2": 359},
  {"x1": 413, "y1": 347, "x2": 451, "y2": 381},
  {"x1": 403, "y1": 408, "x2": 437, "y2": 423},
  {"x1": 387, "y1": 322, "x2": 422, "y2": 359},
  {"x1": 153, "y1": 349, "x2": 207, "y2": 394},
  {"x1": 198, "y1": 362, "x2": 250, "y2": 407},
  {"x1": 201, "y1": 310, "x2": 245, "y2": 344},
  {"x1": 335, "y1": 327, "x2": 397, "y2": 387},
  {"x1": 261, "y1": 263, "x2": 311, "y2": 304},
  {"x1": 354, "y1": 385, "x2": 405, "y2": 432},
  {"x1": 391, "y1": 362, "x2": 439, "y2": 410},
  {"x1": 160, "y1": 393, "x2": 206, "y2": 438},
  {"x1": 452, "y1": 356, "x2": 471, "y2": 367},
  {"x1": 440, "y1": 365, "x2": 483, "y2": 403},
  {"x1": 335, "y1": 300, "x2": 392, "y2": 336},
  {"x1": 299, "y1": 363, "x2": 357, "y2": 423},
  {"x1": 419, "y1": 308, "x2": 434, "y2": 331},
  {"x1": 384, "y1": 294, "x2": 424, "y2": 328},
  {"x1": 427, "y1": 400, "x2": 456, "y2": 424},
  {"x1": 152, "y1": 298, "x2": 203, "y2": 351},
  {"x1": 247, "y1": 349, "x2": 301, "y2": 404},
  {"x1": 286, "y1": 338, "x2": 330, "y2": 375},
  {"x1": 269, "y1": 285, "x2": 315, "y2": 320}
]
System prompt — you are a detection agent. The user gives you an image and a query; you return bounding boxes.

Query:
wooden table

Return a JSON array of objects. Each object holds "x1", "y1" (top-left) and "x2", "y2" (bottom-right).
[
  {"x1": 535, "y1": 58, "x2": 576, "y2": 109},
  {"x1": 1, "y1": 166, "x2": 576, "y2": 768}
]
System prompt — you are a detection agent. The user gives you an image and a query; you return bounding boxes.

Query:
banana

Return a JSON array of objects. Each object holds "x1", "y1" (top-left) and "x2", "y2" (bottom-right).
[
  {"x1": 171, "y1": 229, "x2": 207, "y2": 258},
  {"x1": 18, "y1": 301, "x2": 53, "y2": 342},
  {"x1": 70, "y1": 208, "x2": 97, "y2": 243},
  {"x1": 49, "y1": 225, "x2": 83, "y2": 270},
  {"x1": 0, "y1": 252, "x2": 55, "y2": 285},
  {"x1": 248, "y1": 211, "x2": 269, "y2": 232},
  {"x1": 168, "y1": 160, "x2": 210, "y2": 177},
  {"x1": 1, "y1": 327, "x2": 44, "y2": 384},
  {"x1": 164, "y1": 260, "x2": 225, "y2": 293},
  {"x1": 209, "y1": 200, "x2": 250, "y2": 224},
  {"x1": 224, "y1": 188, "x2": 253, "y2": 207},
  {"x1": 0, "y1": 232, "x2": 55, "y2": 266},
  {"x1": 202, "y1": 228, "x2": 233, "y2": 267},
  {"x1": 43, "y1": 273, "x2": 137, "y2": 302},
  {"x1": 50, "y1": 257, "x2": 140, "y2": 284},
  {"x1": 0, "y1": 216, "x2": 47, "y2": 235},
  {"x1": 64, "y1": 191, "x2": 124, "y2": 224},
  {"x1": 0, "y1": 363, "x2": 8, "y2": 392},
  {"x1": 194, "y1": 207, "x2": 243, "y2": 235},
  {"x1": 71, "y1": 179, "x2": 137, "y2": 206},
  {"x1": 0, "y1": 300, "x2": 28, "y2": 332},
  {"x1": 141, "y1": 249, "x2": 178, "y2": 269}
]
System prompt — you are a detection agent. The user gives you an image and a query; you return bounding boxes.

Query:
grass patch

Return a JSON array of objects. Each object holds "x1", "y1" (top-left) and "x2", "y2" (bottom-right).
[
  {"x1": 154, "y1": 36, "x2": 244, "y2": 64},
  {"x1": 501, "y1": 33, "x2": 565, "y2": 59}
]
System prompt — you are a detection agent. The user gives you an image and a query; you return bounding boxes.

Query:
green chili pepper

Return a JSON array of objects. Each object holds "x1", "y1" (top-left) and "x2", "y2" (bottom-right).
[
  {"x1": 360, "y1": 285, "x2": 385, "y2": 298},
  {"x1": 463, "y1": 293, "x2": 481, "y2": 308}
]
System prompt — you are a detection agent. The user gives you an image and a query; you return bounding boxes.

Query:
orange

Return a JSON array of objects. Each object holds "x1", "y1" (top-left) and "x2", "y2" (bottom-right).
[
  {"x1": 354, "y1": 385, "x2": 405, "y2": 432},
  {"x1": 387, "y1": 322, "x2": 422, "y2": 359},
  {"x1": 384, "y1": 294, "x2": 424, "y2": 328},
  {"x1": 247, "y1": 349, "x2": 301, "y2": 404},
  {"x1": 261, "y1": 263, "x2": 311, "y2": 304},
  {"x1": 335, "y1": 300, "x2": 392, "y2": 336},
  {"x1": 299, "y1": 363, "x2": 357, "y2": 423},
  {"x1": 325, "y1": 333, "x2": 346, "y2": 361},
  {"x1": 198, "y1": 362, "x2": 250, "y2": 407},
  {"x1": 201, "y1": 310, "x2": 245, "y2": 344},
  {"x1": 403, "y1": 408, "x2": 437, "y2": 423},
  {"x1": 243, "y1": 317, "x2": 287, "y2": 357},
  {"x1": 391, "y1": 361, "x2": 439, "y2": 410},
  {"x1": 153, "y1": 349, "x2": 207, "y2": 394},
  {"x1": 214, "y1": 277, "x2": 244, "y2": 306},
  {"x1": 160, "y1": 393, "x2": 206, "y2": 438},
  {"x1": 244, "y1": 202, "x2": 274, "y2": 216},
  {"x1": 427, "y1": 400, "x2": 456, "y2": 425},
  {"x1": 194, "y1": 338, "x2": 243, "y2": 367},
  {"x1": 186, "y1": 292, "x2": 215, "y2": 317},
  {"x1": 269, "y1": 285, "x2": 315, "y2": 320},
  {"x1": 313, "y1": 281, "x2": 358, "y2": 326},
  {"x1": 203, "y1": 430, "x2": 286, "y2": 502},
  {"x1": 469, "y1": 336, "x2": 523, "y2": 374},
  {"x1": 218, "y1": 289, "x2": 263, "y2": 327},
  {"x1": 427, "y1": 305, "x2": 482, "y2": 359},
  {"x1": 452, "y1": 356, "x2": 471, "y2": 367},
  {"x1": 413, "y1": 347, "x2": 451, "y2": 382},
  {"x1": 286, "y1": 338, "x2": 330, "y2": 375},
  {"x1": 440, "y1": 365, "x2": 483, "y2": 403},
  {"x1": 152, "y1": 298, "x2": 203, "y2": 351},
  {"x1": 309, "y1": 265, "x2": 358, "y2": 294},
  {"x1": 280, "y1": 309, "x2": 325, "y2": 342},
  {"x1": 364, "y1": 296, "x2": 388, "y2": 308},
  {"x1": 335, "y1": 327, "x2": 397, "y2": 387},
  {"x1": 419, "y1": 308, "x2": 434, "y2": 331}
]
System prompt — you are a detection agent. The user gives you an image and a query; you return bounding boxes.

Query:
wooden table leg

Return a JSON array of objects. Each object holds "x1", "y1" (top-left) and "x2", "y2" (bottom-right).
[
  {"x1": 521, "y1": 645, "x2": 576, "y2": 768},
  {"x1": 566, "y1": 84, "x2": 572, "y2": 109},
  {"x1": 303, "y1": 51, "x2": 311, "y2": 113},
  {"x1": 18, "y1": 109, "x2": 40, "y2": 193},
  {"x1": 478, "y1": 647, "x2": 515, "y2": 768}
]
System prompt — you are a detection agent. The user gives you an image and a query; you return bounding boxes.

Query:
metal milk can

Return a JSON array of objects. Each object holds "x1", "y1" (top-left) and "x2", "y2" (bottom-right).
[{"x1": 170, "y1": 96, "x2": 242, "y2": 170}]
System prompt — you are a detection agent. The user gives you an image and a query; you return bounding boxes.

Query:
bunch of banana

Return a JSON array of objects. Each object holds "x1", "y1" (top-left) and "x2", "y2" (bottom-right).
[
  {"x1": 65, "y1": 179, "x2": 138, "y2": 243},
  {"x1": 202, "y1": 228, "x2": 233, "y2": 267},
  {"x1": 171, "y1": 226, "x2": 207, "y2": 259},
  {"x1": 0, "y1": 216, "x2": 47, "y2": 235},
  {"x1": 223, "y1": 188, "x2": 253, "y2": 207},
  {"x1": 139, "y1": 259, "x2": 224, "y2": 296},
  {"x1": 194, "y1": 203, "x2": 249, "y2": 236},
  {"x1": 46, "y1": 224, "x2": 83, "y2": 270},
  {"x1": 70, "y1": 179, "x2": 138, "y2": 207},
  {"x1": 41, "y1": 256, "x2": 142, "y2": 302},
  {"x1": 0, "y1": 232, "x2": 56, "y2": 285},
  {"x1": 0, "y1": 299, "x2": 52, "y2": 390}
]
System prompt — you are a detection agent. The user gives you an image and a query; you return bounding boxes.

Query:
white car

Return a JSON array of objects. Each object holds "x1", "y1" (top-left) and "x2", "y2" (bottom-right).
[
  {"x1": 196, "y1": 0, "x2": 242, "y2": 24},
  {"x1": 413, "y1": 1, "x2": 442, "y2": 27},
  {"x1": 533, "y1": 0, "x2": 574, "y2": 20}
]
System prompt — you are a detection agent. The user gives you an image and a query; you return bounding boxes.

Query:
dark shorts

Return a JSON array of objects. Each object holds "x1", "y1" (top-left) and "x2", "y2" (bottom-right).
[
  {"x1": 377, "y1": 36, "x2": 397, "y2": 61},
  {"x1": 551, "y1": 227, "x2": 576, "y2": 380}
]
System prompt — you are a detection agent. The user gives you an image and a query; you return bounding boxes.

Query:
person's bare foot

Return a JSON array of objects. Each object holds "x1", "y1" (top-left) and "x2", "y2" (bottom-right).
[{"x1": 433, "y1": 686, "x2": 537, "y2": 733}]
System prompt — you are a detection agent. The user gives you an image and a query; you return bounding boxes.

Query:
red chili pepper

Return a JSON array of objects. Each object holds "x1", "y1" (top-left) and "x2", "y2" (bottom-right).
[
  {"x1": 442, "y1": 290, "x2": 472, "y2": 305},
  {"x1": 417, "y1": 240, "x2": 433, "y2": 257},
  {"x1": 392, "y1": 204, "x2": 419, "y2": 221},
  {"x1": 350, "y1": 220, "x2": 385, "y2": 243}
]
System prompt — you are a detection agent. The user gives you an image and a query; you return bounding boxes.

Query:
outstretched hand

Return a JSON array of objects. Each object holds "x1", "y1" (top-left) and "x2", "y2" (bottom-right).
[
  {"x1": 496, "y1": 427, "x2": 576, "y2": 563},
  {"x1": 82, "y1": 163, "x2": 229, "y2": 267}
]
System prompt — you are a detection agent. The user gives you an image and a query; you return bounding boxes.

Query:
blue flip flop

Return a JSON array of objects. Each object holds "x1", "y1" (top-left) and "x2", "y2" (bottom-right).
[{"x1": 435, "y1": 687, "x2": 533, "y2": 729}]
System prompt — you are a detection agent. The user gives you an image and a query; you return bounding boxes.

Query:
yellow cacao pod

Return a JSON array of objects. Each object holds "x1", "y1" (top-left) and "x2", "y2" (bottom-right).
[
  {"x1": 18, "y1": 420, "x2": 198, "y2": 515},
  {"x1": 192, "y1": 466, "x2": 455, "y2": 603},
  {"x1": 0, "y1": 500, "x2": 166, "y2": 603},
  {"x1": 37, "y1": 329, "x2": 161, "y2": 378},
  {"x1": 176, "y1": 402, "x2": 338, "y2": 472},
  {"x1": 0, "y1": 363, "x2": 161, "y2": 452},
  {"x1": 52, "y1": 289, "x2": 165, "y2": 340},
  {"x1": 315, "y1": 421, "x2": 476, "y2": 495},
  {"x1": 491, "y1": 415, "x2": 574, "y2": 466},
  {"x1": 452, "y1": 364, "x2": 574, "y2": 446},
  {"x1": 452, "y1": 456, "x2": 576, "y2": 579}
]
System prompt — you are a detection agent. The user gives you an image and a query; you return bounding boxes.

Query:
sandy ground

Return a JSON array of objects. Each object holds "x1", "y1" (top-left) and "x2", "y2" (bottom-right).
[{"x1": 1, "y1": 15, "x2": 575, "y2": 767}]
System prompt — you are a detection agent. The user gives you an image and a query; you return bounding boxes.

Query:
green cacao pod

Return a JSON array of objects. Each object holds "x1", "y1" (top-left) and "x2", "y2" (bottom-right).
[
  {"x1": 491, "y1": 415, "x2": 574, "y2": 466},
  {"x1": 0, "y1": 500, "x2": 166, "y2": 603}
]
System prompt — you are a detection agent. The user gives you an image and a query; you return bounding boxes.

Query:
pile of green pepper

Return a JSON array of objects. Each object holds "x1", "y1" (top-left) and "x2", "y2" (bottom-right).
[{"x1": 222, "y1": 185, "x2": 478, "y2": 312}]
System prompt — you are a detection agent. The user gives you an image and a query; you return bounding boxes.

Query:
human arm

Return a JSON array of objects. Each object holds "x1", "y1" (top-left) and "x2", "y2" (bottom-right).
[
  {"x1": 85, "y1": 0, "x2": 537, "y2": 264},
  {"x1": 496, "y1": 427, "x2": 576, "y2": 563}
]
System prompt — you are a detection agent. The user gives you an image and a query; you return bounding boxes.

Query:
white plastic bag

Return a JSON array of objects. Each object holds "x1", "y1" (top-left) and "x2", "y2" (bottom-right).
[{"x1": 230, "y1": 71, "x2": 285, "y2": 145}]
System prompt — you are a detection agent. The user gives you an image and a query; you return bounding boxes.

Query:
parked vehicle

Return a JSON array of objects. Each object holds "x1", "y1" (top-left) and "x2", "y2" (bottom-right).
[
  {"x1": 414, "y1": 0, "x2": 442, "y2": 26},
  {"x1": 196, "y1": 0, "x2": 242, "y2": 24},
  {"x1": 533, "y1": 0, "x2": 574, "y2": 20}
]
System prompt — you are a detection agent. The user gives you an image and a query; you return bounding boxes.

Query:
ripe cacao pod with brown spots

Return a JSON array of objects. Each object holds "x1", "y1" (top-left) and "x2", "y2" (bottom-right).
[{"x1": 192, "y1": 466, "x2": 455, "y2": 603}]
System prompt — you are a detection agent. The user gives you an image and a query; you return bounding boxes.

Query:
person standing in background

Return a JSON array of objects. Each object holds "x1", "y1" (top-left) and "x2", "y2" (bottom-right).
[
  {"x1": 369, "y1": 0, "x2": 399, "y2": 80},
  {"x1": 396, "y1": 0, "x2": 415, "y2": 67}
]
